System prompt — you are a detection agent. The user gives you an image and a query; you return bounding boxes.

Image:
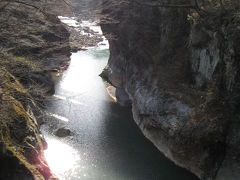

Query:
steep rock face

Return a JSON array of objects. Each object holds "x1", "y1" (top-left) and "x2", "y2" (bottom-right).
[
  {"x1": 0, "y1": 0, "x2": 72, "y2": 111},
  {"x1": 0, "y1": 0, "x2": 71, "y2": 70},
  {"x1": 189, "y1": 4, "x2": 240, "y2": 179},
  {"x1": 0, "y1": 68, "x2": 54, "y2": 179},
  {"x1": 0, "y1": 0, "x2": 72, "y2": 178},
  {"x1": 101, "y1": 0, "x2": 240, "y2": 179}
]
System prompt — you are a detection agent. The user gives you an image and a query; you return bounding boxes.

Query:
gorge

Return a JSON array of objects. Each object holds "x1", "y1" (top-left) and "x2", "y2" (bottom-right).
[
  {"x1": 100, "y1": 0, "x2": 240, "y2": 179},
  {"x1": 0, "y1": 0, "x2": 240, "y2": 180}
]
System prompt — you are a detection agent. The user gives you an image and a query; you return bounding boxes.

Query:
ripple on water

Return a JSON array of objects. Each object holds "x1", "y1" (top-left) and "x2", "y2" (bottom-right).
[{"x1": 42, "y1": 16, "x2": 199, "y2": 180}]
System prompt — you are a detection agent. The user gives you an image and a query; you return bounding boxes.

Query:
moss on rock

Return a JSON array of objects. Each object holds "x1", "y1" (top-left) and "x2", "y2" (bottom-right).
[{"x1": 0, "y1": 68, "x2": 55, "y2": 179}]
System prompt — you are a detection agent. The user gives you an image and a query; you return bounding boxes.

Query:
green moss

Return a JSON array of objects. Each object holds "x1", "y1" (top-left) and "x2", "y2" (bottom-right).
[
  {"x1": 1, "y1": 132, "x2": 44, "y2": 180},
  {"x1": 0, "y1": 69, "x2": 45, "y2": 179}
]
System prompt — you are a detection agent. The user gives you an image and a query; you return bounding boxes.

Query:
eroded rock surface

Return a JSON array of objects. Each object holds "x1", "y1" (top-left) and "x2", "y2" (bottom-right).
[
  {"x1": 0, "y1": 0, "x2": 72, "y2": 178},
  {"x1": 100, "y1": 0, "x2": 240, "y2": 179},
  {"x1": 0, "y1": 0, "x2": 71, "y2": 70},
  {"x1": 0, "y1": 69, "x2": 55, "y2": 179}
]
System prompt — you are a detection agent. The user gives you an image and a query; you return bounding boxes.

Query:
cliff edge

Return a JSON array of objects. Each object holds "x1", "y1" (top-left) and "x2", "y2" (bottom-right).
[
  {"x1": 0, "y1": 0, "x2": 71, "y2": 178},
  {"x1": 100, "y1": 1, "x2": 240, "y2": 179}
]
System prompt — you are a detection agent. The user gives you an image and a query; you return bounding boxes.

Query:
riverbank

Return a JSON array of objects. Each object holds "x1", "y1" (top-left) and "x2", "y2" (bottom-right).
[
  {"x1": 0, "y1": 0, "x2": 72, "y2": 178},
  {"x1": 0, "y1": 1, "x2": 114, "y2": 178},
  {"x1": 40, "y1": 42, "x2": 199, "y2": 180},
  {"x1": 1, "y1": 1, "x2": 239, "y2": 179}
]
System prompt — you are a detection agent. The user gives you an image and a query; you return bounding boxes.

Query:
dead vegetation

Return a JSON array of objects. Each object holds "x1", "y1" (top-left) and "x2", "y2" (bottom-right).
[
  {"x1": 0, "y1": 0, "x2": 71, "y2": 178},
  {"x1": 0, "y1": 68, "x2": 53, "y2": 179}
]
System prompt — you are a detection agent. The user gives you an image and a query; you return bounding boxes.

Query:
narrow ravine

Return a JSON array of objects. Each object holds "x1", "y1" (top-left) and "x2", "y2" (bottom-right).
[
  {"x1": 0, "y1": 1, "x2": 239, "y2": 179},
  {"x1": 41, "y1": 18, "x2": 199, "y2": 180}
]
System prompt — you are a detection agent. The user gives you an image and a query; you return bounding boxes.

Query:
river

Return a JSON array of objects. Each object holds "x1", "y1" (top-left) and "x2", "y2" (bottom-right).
[{"x1": 41, "y1": 18, "x2": 199, "y2": 180}]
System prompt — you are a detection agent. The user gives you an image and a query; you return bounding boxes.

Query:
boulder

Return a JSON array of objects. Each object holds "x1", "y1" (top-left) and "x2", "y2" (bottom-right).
[{"x1": 54, "y1": 127, "x2": 72, "y2": 138}]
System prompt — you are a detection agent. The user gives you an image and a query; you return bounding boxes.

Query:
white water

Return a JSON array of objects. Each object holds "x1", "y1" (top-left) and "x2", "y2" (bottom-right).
[{"x1": 58, "y1": 16, "x2": 109, "y2": 49}]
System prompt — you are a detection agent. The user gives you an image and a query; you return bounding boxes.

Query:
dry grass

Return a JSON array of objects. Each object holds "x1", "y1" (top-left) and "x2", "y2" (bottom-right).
[
  {"x1": 0, "y1": 51, "x2": 41, "y2": 74},
  {"x1": 0, "y1": 68, "x2": 46, "y2": 179}
]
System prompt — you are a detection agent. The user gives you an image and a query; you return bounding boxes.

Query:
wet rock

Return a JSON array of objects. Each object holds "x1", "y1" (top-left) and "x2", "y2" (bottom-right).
[
  {"x1": 116, "y1": 88, "x2": 131, "y2": 106},
  {"x1": 64, "y1": 21, "x2": 104, "y2": 52},
  {"x1": 54, "y1": 127, "x2": 72, "y2": 138},
  {"x1": 99, "y1": 67, "x2": 110, "y2": 81},
  {"x1": 106, "y1": 85, "x2": 117, "y2": 102}
]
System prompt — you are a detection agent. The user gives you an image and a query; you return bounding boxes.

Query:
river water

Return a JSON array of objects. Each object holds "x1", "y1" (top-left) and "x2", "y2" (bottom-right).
[{"x1": 41, "y1": 18, "x2": 199, "y2": 180}]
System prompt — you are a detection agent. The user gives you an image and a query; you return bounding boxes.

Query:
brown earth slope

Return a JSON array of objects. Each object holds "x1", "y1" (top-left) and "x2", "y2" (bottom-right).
[{"x1": 0, "y1": 0, "x2": 72, "y2": 178}]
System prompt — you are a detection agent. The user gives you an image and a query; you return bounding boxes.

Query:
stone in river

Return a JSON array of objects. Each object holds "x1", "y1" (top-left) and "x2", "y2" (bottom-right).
[{"x1": 54, "y1": 127, "x2": 72, "y2": 137}]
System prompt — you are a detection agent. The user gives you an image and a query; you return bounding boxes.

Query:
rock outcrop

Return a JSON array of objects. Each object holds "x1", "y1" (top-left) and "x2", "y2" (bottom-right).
[
  {"x1": 100, "y1": 0, "x2": 240, "y2": 179},
  {"x1": 54, "y1": 127, "x2": 72, "y2": 138},
  {"x1": 0, "y1": 68, "x2": 55, "y2": 179},
  {"x1": 0, "y1": 0, "x2": 71, "y2": 70},
  {"x1": 0, "y1": 0, "x2": 72, "y2": 178}
]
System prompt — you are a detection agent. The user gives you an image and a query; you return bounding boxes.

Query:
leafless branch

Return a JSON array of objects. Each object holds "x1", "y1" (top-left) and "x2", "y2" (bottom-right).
[{"x1": 132, "y1": 0, "x2": 196, "y2": 8}]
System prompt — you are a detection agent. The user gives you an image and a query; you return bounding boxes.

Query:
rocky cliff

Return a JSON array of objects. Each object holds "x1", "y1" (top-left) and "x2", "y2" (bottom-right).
[
  {"x1": 0, "y1": 0, "x2": 71, "y2": 70},
  {"x1": 0, "y1": 0, "x2": 71, "y2": 178},
  {"x1": 0, "y1": 68, "x2": 54, "y2": 179},
  {"x1": 100, "y1": 0, "x2": 240, "y2": 179}
]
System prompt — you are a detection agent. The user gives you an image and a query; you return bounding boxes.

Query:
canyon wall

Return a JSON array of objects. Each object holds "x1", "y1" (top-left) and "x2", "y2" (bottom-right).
[
  {"x1": 0, "y1": 0, "x2": 71, "y2": 178},
  {"x1": 101, "y1": 0, "x2": 240, "y2": 179}
]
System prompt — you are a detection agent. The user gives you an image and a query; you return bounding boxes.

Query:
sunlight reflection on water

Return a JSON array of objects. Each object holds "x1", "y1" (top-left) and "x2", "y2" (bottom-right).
[
  {"x1": 44, "y1": 137, "x2": 81, "y2": 177},
  {"x1": 43, "y1": 18, "x2": 110, "y2": 179},
  {"x1": 60, "y1": 52, "x2": 98, "y2": 93},
  {"x1": 42, "y1": 16, "x2": 199, "y2": 180}
]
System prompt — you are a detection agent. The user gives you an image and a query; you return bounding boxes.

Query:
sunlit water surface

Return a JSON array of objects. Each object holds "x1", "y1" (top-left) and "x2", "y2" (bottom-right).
[{"x1": 41, "y1": 18, "x2": 199, "y2": 180}]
